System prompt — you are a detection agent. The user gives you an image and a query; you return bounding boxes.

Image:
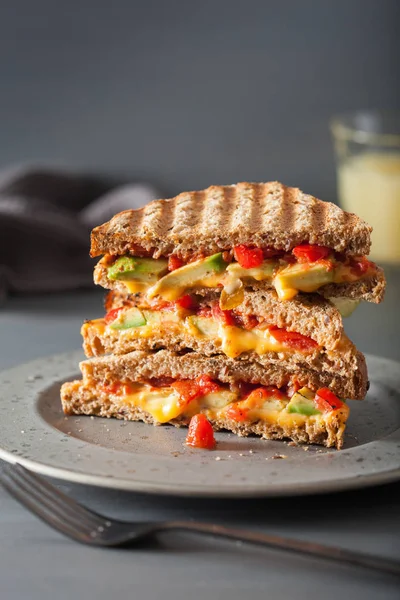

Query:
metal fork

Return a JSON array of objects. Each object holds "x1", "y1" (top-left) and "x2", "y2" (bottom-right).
[{"x1": 1, "y1": 463, "x2": 399, "y2": 576}]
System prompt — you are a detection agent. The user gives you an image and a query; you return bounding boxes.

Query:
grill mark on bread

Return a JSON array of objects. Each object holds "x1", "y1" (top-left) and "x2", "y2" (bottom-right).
[{"x1": 90, "y1": 181, "x2": 373, "y2": 258}]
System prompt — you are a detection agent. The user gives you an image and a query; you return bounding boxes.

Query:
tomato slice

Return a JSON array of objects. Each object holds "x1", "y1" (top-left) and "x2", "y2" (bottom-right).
[
  {"x1": 104, "y1": 308, "x2": 123, "y2": 324},
  {"x1": 175, "y1": 294, "x2": 197, "y2": 310},
  {"x1": 246, "y1": 386, "x2": 287, "y2": 404},
  {"x1": 268, "y1": 326, "x2": 318, "y2": 352},
  {"x1": 211, "y1": 303, "x2": 236, "y2": 326},
  {"x1": 172, "y1": 375, "x2": 221, "y2": 406},
  {"x1": 233, "y1": 245, "x2": 264, "y2": 268},
  {"x1": 225, "y1": 404, "x2": 249, "y2": 422},
  {"x1": 171, "y1": 380, "x2": 200, "y2": 406},
  {"x1": 186, "y1": 414, "x2": 216, "y2": 449},
  {"x1": 315, "y1": 387, "x2": 343, "y2": 411},
  {"x1": 196, "y1": 375, "x2": 221, "y2": 395},
  {"x1": 292, "y1": 244, "x2": 331, "y2": 263},
  {"x1": 102, "y1": 381, "x2": 135, "y2": 395},
  {"x1": 168, "y1": 255, "x2": 185, "y2": 271},
  {"x1": 350, "y1": 256, "x2": 375, "y2": 277}
]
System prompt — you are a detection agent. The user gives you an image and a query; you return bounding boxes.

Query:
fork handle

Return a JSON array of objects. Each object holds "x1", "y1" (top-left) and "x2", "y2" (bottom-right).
[{"x1": 157, "y1": 521, "x2": 400, "y2": 576}]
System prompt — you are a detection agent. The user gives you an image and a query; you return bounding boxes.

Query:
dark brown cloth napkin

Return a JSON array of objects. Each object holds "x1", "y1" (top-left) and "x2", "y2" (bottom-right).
[{"x1": 0, "y1": 166, "x2": 161, "y2": 300}]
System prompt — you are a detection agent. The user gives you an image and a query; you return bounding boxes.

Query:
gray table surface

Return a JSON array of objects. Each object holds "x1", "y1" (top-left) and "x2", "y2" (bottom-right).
[{"x1": 1, "y1": 269, "x2": 400, "y2": 600}]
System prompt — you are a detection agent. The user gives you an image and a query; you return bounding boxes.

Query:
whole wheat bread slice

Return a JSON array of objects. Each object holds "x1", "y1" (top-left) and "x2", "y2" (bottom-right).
[
  {"x1": 61, "y1": 379, "x2": 348, "y2": 449},
  {"x1": 90, "y1": 181, "x2": 372, "y2": 258},
  {"x1": 81, "y1": 318, "x2": 366, "y2": 395},
  {"x1": 75, "y1": 349, "x2": 367, "y2": 400},
  {"x1": 105, "y1": 288, "x2": 345, "y2": 349}
]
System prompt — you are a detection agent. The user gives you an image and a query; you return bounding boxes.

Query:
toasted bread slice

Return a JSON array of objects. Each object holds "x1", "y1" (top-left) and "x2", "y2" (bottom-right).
[
  {"x1": 75, "y1": 348, "x2": 366, "y2": 400},
  {"x1": 81, "y1": 318, "x2": 366, "y2": 399},
  {"x1": 61, "y1": 378, "x2": 349, "y2": 449},
  {"x1": 90, "y1": 181, "x2": 372, "y2": 258},
  {"x1": 103, "y1": 288, "x2": 343, "y2": 350}
]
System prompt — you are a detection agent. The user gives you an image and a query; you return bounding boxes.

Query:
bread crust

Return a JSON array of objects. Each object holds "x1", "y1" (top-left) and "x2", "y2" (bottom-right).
[
  {"x1": 90, "y1": 181, "x2": 372, "y2": 258},
  {"x1": 60, "y1": 379, "x2": 348, "y2": 449},
  {"x1": 77, "y1": 349, "x2": 367, "y2": 400}
]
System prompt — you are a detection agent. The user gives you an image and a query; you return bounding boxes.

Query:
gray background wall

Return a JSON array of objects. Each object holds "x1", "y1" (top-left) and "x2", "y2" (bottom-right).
[{"x1": 0, "y1": 0, "x2": 399, "y2": 200}]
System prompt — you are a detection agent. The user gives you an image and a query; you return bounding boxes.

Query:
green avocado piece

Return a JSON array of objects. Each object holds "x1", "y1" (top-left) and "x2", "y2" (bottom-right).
[
  {"x1": 109, "y1": 307, "x2": 147, "y2": 330},
  {"x1": 287, "y1": 388, "x2": 321, "y2": 416},
  {"x1": 329, "y1": 297, "x2": 360, "y2": 318},
  {"x1": 187, "y1": 315, "x2": 219, "y2": 337},
  {"x1": 148, "y1": 253, "x2": 228, "y2": 300},
  {"x1": 274, "y1": 262, "x2": 334, "y2": 292},
  {"x1": 107, "y1": 256, "x2": 168, "y2": 282},
  {"x1": 226, "y1": 260, "x2": 277, "y2": 280}
]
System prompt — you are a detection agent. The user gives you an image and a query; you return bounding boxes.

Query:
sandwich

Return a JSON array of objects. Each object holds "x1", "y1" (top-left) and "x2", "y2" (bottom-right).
[
  {"x1": 91, "y1": 181, "x2": 385, "y2": 307},
  {"x1": 81, "y1": 289, "x2": 367, "y2": 400},
  {"x1": 61, "y1": 349, "x2": 351, "y2": 449},
  {"x1": 61, "y1": 181, "x2": 385, "y2": 450}
]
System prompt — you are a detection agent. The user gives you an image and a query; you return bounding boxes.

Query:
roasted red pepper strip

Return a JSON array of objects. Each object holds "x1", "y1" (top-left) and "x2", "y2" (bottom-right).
[
  {"x1": 104, "y1": 307, "x2": 123, "y2": 324},
  {"x1": 315, "y1": 387, "x2": 343, "y2": 411},
  {"x1": 350, "y1": 256, "x2": 375, "y2": 276},
  {"x1": 225, "y1": 404, "x2": 249, "y2": 422},
  {"x1": 292, "y1": 244, "x2": 330, "y2": 263},
  {"x1": 168, "y1": 255, "x2": 185, "y2": 271},
  {"x1": 246, "y1": 386, "x2": 287, "y2": 403},
  {"x1": 233, "y1": 245, "x2": 264, "y2": 268},
  {"x1": 186, "y1": 414, "x2": 216, "y2": 449},
  {"x1": 172, "y1": 375, "x2": 221, "y2": 406},
  {"x1": 268, "y1": 326, "x2": 318, "y2": 352},
  {"x1": 212, "y1": 303, "x2": 236, "y2": 326},
  {"x1": 174, "y1": 294, "x2": 197, "y2": 310}
]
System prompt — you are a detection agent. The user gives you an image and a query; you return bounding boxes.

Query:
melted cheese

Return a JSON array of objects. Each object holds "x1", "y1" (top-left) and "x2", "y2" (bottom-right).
[
  {"x1": 218, "y1": 324, "x2": 287, "y2": 358},
  {"x1": 93, "y1": 311, "x2": 306, "y2": 358},
  {"x1": 104, "y1": 383, "x2": 349, "y2": 431},
  {"x1": 107, "y1": 255, "x2": 371, "y2": 304}
]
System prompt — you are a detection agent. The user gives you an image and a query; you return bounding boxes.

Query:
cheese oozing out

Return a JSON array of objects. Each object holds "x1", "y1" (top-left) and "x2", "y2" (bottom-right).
[
  {"x1": 102, "y1": 251, "x2": 375, "y2": 305},
  {"x1": 86, "y1": 308, "x2": 318, "y2": 359},
  {"x1": 99, "y1": 381, "x2": 348, "y2": 431}
]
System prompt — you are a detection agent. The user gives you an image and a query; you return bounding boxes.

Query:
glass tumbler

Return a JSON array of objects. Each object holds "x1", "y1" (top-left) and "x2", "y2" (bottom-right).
[{"x1": 331, "y1": 111, "x2": 400, "y2": 263}]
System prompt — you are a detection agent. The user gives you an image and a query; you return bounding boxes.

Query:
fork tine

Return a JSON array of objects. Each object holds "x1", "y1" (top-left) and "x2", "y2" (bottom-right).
[
  {"x1": 1, "y1": 468, "x2": 92, "y2": 543},
  {"x1": 9, "y1": 464, "x2": 106, "y2": 530}
]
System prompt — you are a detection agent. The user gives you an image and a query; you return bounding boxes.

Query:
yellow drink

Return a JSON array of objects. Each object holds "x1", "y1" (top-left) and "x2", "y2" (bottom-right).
[{"x1": 338, "y1": 153, "x2": 400, "y2": 263}]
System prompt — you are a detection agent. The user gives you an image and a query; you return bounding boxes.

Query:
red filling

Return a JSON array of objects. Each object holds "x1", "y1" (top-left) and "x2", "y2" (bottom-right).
[
  {"x1": 120, "y1": 243, "x2": 376, "y2": 279},
  {"x1": 185, "y1": 414, "x2": 216, "y2": 449}
]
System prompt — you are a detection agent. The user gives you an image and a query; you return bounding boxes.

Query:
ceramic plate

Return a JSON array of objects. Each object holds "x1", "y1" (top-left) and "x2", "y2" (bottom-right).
[{"x1": 0, "y1": 351, "x2": 399, "y2": 497}]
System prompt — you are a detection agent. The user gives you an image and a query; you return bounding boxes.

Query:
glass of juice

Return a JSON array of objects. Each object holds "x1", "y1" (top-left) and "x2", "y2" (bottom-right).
[{"x1": 331, "y1": 110, "x2": 400, "y2": 263}]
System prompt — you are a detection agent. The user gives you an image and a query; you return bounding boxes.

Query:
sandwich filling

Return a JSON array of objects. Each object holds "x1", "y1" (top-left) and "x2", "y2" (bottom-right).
[
  {"x1": 101, "y1": 243, "x2": 377, "y2": 308},
  {"x1": 96, "y1": 376, "x2": 348, "y2": 430},
  {"x1": 85, "y1": 299, "x2": 320, "y2": 359}
]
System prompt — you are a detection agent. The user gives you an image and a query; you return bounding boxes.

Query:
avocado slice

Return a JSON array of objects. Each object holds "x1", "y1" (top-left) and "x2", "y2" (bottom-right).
[
  {"x1": 187, "y1": 315, "x2": 219, "y2": 337},
  {"x1": 329, "y1": 297, "x2": 360, "y2": 317},
  {"x1": 274, "y1": 262, "x2": 335, "y2": 300},
  {"x1": 287, "y1": 387, "x2": 321, "y2": 416},
  {"x1": 226, "y1": 260, "x2": 278, "y2": 281},
  {"x1": 109, "y1": 307, "x2": 147, "y2": 330},
  {"x1": 108, "y1": 256, "x2": 168, "y2": 282},
  {"x1": 147, "y1": 253, "x2": 228, "y2": 300}
]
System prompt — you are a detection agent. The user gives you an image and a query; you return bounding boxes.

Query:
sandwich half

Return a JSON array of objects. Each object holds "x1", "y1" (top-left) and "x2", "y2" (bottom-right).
[
  {"x1": 82, "y1": 289, "x2": 367, "y2": 400},
  {"x1": 91, "y1": 182, "x2": 385, "y2": 309},
  {"x1": 61, "y1": 350, "x2": 352, "y2": 449}
]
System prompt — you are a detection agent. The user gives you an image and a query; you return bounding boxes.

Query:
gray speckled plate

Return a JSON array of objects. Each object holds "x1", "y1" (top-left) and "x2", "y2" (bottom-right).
[{"x1": 0, "y1": 350, "x2": 399, "y2": 497}]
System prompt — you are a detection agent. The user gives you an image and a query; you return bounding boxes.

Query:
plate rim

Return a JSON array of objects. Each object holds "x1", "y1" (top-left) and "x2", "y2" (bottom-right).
[{"x1": 0, "y1": 350, "x2": 399, "y2": 498}]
